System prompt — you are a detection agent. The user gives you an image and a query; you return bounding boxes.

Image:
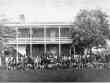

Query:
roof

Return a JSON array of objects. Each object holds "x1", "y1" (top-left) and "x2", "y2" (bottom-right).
[{"x1": 2, "y1": 22, "x2": 74, "y2": 28}]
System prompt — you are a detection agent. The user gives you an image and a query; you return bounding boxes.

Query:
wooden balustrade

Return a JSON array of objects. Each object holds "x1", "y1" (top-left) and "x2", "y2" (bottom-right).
[{"x1": 6, "y1": 37, "x2": 72, "y2": 44}]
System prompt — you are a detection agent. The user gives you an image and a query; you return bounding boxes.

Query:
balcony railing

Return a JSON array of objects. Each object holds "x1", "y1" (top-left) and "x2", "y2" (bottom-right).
[{"x1": 6, "y1": 37, "x2": 72, "y2": 44}]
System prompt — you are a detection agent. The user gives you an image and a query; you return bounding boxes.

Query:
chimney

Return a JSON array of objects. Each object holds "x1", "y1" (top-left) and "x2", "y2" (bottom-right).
[{"x1": 19, "y1": 14, "x2": 25, "y2": 23}]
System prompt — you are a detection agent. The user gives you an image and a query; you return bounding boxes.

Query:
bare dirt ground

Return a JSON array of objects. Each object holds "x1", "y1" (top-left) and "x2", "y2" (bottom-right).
[{"x1": 0, "y1": 68, "x2": 110, "y2": 82}]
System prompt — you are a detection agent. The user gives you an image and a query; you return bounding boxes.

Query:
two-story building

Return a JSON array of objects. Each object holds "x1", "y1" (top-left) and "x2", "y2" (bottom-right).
[{"x1": 3, "y1": 23, "x2": 73, "y2": 58}]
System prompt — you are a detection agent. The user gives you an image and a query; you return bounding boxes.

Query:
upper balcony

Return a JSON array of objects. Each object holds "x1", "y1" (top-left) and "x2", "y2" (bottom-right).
[
  {"x1": 3, "y1": 23, "x2": 73, "y2": 44},
  {"x1": 6, "y1": 37, "x2": 72, "y2": 44},
  {"x1": 17, "y1": 27, "x2": 72, "y2": 38}
]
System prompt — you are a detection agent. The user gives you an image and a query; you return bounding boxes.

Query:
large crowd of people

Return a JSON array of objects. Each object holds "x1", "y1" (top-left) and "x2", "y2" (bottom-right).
[{"x1": 2, "y1": 47, "x2": 110, "y2": 71}]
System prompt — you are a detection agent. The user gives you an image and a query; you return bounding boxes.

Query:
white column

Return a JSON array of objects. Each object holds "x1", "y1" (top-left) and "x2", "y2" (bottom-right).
[
  {"x1": 24, "y1": 29, "x2": 26, "y2": 56},
  {"x1": 69, "y1": 47, "x2": 71, "y2": 56},
  {"x1": 16, "y1": 27, "x2": 18, "y2": 63},
  {"x1": 44, "y1": 25, "x2": 47, "y2": 53},
  {"x1": 59, "y1": 26, "x2": 61, "y2": 56},
  {"x1": 30, "y1": 26, "x2": 32, "y2": 56},
  {"x1": 74, "y1": 47, "x2": 75, "y2": 55}
]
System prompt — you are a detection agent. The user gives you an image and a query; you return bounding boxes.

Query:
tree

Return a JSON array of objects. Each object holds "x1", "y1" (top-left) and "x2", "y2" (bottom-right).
[
  {"x1": 72, "y1": 9, "x2": 110, "y2": 55},
  {"x1": 0, "y1": 25, "x2": 16, "y2": 53}
]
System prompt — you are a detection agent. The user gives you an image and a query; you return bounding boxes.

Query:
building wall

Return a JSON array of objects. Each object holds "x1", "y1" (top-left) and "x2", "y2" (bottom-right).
[
  {"x1": 61, "y1": 44, "x2": 71, "y2": 56},
  {"x1": 4, "y1": 25, "x2": 72, "y2": 57},
  {"x1": 25, "y1": 44, "x2": 71, "y2": 57},
  {"x1": 32, "y1": 28, "x2": 44, "y2": 38},
  {"x1": 17, "y1": 27, "x2": 71, "y2": 38},
  {"x1": 32, "y1": 44, "x2": 44, "y2": 57},
  {"x1": 18, "y1": 28, "x2": 30, "y2": 38}
]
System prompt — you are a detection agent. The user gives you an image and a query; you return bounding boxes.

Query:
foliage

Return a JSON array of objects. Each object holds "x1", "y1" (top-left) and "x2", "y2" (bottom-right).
[
  {"x1": 0, "y1": 26, "x2": 16, "y2": 54},
  {"x1": 72, "y1": 9, "x2": 110, "y2": 54}
]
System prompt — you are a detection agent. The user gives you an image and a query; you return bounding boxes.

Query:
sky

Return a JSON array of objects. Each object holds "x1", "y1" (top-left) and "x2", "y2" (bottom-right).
[{"x1": 0, "y1": 0, "x2": 110, "y2": 23}]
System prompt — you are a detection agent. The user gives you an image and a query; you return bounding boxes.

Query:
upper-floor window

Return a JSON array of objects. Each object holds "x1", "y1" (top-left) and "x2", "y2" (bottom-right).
[
  {"x1": 46, "y1": 28, "x2": 59, "y2": 38},
  {"x1": 61, "y1": 27, "x2": 72, "y2": 37},
  {"x1": 2, "y1": 27, "x2": 16, "y2": 38},
  {"x1": 32, "y1": 28, "x2": 44, "y2": 38},
  {"x1": 18, "y1": 28, "x2": 30, "y2": 38}
]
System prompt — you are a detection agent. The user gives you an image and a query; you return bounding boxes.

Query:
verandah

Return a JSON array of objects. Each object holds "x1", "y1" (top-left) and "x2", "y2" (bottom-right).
[{"x1": 14, "y1": 24, "x2": 72, "y2": 57}]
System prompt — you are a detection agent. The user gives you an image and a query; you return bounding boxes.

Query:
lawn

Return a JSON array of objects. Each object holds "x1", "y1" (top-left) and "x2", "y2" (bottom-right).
[{"x1": 0, "y1": 68, "x2": 110, "y2": 82}]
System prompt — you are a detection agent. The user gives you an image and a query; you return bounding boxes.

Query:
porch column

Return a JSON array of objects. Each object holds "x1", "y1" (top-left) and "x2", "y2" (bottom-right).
[
  {"x1": 74, "y1": 46, "x2": 75, "y2": 55},
  {"x1": 59, "y1": 26, "x2": 61, "y2": 56},
  {"x1": 24, "y1": 29, "x2": 26, "y2": 56},
  {"x1": 44, "y1": 25, "x2": 47, "y2": 54},
  {"x1": 69, "y1": 46, "x2": 71, "y2": 56},
  {"x1": 16, "y1": 26, "x2": 18, "y2": 63},
  {"x1": 30, "y1": 26, "x2": 32, "y2": 56}
]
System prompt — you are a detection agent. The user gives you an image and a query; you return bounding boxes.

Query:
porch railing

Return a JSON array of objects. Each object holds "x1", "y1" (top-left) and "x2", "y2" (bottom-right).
[{"x1": 6, "y1": 37, "x2": 72, "y2": 44}]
